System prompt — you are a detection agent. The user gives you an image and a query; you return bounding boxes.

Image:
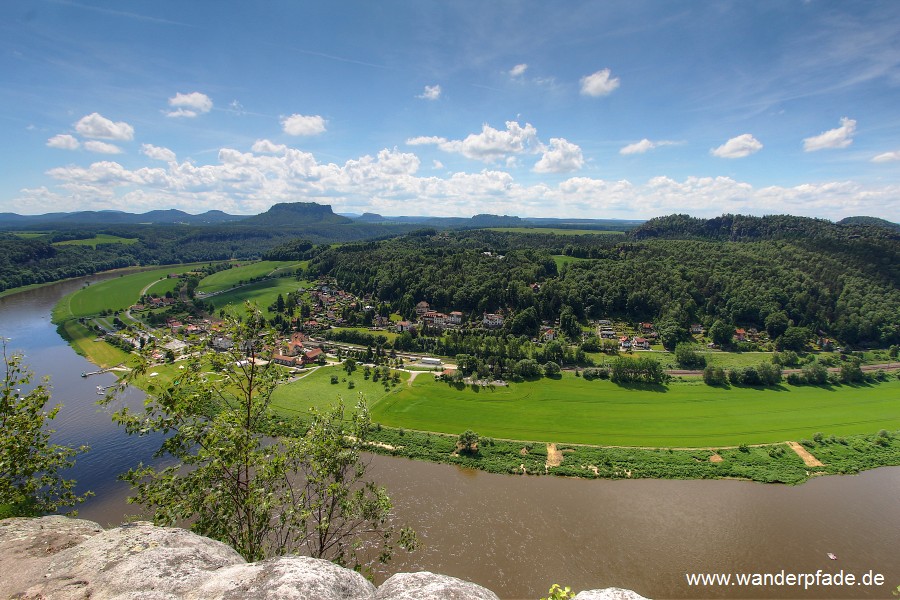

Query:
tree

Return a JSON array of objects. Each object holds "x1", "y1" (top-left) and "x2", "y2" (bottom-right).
[
  {"x1": 457, "y1": 429, "x2": 480, "y2": 454},
  {"x1": 1, "y1": 343, "x2": 90, "y2": 516},
  {"x1": 708, "y1": 320, "x2": 732, "y2": 347},
  {"x1": 105, "y1": 308, "x2": 414, "y2": 568},
  {"x1": 764, "y1": 311, "x2": 790, "y2": 339},
  {"x1": 776, "y1": 326, "x2": 809, "y2": 352},
  {"x1": 674, "y1": 343, "x2": 706, "y2": 369}
]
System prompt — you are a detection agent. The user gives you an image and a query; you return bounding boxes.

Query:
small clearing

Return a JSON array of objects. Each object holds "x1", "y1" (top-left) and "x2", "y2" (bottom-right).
[
  {"x1": 787, "y1": 441, "x2": 824, "y2": 467},
  {"x1": 546, "y1": 443, "x2": 563, "y2": 468}
]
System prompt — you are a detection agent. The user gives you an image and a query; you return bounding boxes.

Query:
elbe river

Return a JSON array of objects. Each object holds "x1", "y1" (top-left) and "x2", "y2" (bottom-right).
[{"x1": 1, "y1": 273, "x2": 897, "y2": 599}]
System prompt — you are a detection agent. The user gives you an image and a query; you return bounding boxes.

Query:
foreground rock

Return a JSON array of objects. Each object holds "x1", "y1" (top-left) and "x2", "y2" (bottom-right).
[{"x1": 0, "y1": 516, "x2": 649, "y2": 599}]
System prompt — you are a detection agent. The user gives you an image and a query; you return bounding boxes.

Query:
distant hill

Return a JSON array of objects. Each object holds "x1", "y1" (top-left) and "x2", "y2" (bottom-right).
[
  {"x1": 0, "y1": 208, "x2": 243, "y2": 228},
  {"x1": 354, "y1": 212, "x2": 386, "y2": 223},
  {"x1": 838, "y1": 216, "x2": 900, "y2": 232},
  {"x1": 236, "y1": 202, "x2": 352, "y2": 227}
]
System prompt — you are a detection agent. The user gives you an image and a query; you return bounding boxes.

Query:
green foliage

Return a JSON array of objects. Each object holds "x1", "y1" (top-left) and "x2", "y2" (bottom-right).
[
  {"x1": 777, "y1": 326, "x2": 810, "y2": 351},
  {"x1": 702, "y1": 365, "x2": 727, "y2": 386},
  {"x1": 1, "y1": 343, "x2": 90, "y2": 515},
  {"x1": 104, "y1": 309, "x2": 414, "y2": 569},
  {"x1": 541, "y1": 583, "x2": 576, "y2": 600},
  {"x1": 708, "y1": 320, "x2": 732, "y2": 347},
  {"x1": 674, "y1": 343, "x2": 706, "y2": 369},
  {"x1": 609, "y1": 356, "x2": 666, "y2": 384},
  {"x1": 457, "y1": 429, "x2": 480, "y2": 454}
]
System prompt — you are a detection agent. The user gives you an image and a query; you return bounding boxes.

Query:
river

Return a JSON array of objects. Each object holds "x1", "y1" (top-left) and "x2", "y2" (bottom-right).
[{"x1": 1, "y1": 275, "x2": 897, "y2": 599}]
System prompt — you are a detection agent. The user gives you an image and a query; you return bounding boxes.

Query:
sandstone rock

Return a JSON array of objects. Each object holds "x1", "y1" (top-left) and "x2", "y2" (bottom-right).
[
  {"x1": 6, "y1": 518, "x2": 244, "y2": 600},
  {"x1": 574, "y1": 587, "x2": 650, "y2": 600},
  {"x1": 190, "y1": 555, "x2": 375, "y2": 600},
  {"x1": 0, "y1": 515, "x2": 104, "y2": 598},
  {"x1": 376, "y1": 571, "x2": 499, "y2": 600}
]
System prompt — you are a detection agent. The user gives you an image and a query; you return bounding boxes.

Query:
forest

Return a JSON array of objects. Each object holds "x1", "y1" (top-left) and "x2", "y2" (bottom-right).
[{"x1": 308, "y1": 214, "x2": 900, "y2": 347}]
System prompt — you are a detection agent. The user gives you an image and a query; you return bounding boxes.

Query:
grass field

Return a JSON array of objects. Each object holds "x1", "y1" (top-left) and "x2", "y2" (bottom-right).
[
  {"x1": 270, "y1": 365, "x2": 409, "y2": 417},
  {"x1": 552, "y1": 254, "x2": 594, "y2": 269},
  {"x1": 196, "y1": 261, "x2": 303, "y2": 294},
  {"x1": 58, "y1": 320, "x2": 132, "y2": 368},
  {"x1": 486, "y1": 227, "x2": 624, "y2": 235},
  {"x1": 369, "y1": 372, "x2": 900, "y2": 447},
  {"x1": 53, "y1": 234, "x2": 138, "y2": 247},
  {"x1": 585, "y1": 349, "x2": 782, "y2": 370},
  {"x1": 52, "y1": 265, "x2": 204, "y2": 321},
  {"x1": 11, "y1": 231, "x2": 51, "y2": 239},
  {"x1": 330, "y1": 326, "x2": 400, "y2": 342},
  {"x1": 208, "y1": 277, "x2": 310, "y2": 317}
]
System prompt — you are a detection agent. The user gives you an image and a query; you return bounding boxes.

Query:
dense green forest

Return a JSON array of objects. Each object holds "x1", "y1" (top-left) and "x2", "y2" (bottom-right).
[{"x1": 308, "y1": 215, "x2": 900, "y2": 346}]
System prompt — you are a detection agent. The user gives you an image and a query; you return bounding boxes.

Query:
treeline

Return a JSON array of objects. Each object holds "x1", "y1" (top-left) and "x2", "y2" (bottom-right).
[{"x1": 310, "y1": 220, "x2": 900, "y2": 346}]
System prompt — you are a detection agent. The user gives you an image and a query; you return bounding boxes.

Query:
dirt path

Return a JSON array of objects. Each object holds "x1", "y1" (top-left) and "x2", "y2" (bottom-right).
[
  {"x1": 787, "y1": 441, "x2": 824, "y2": 467},
  {"x1": 545, "y1": 443, "x2": 563, "y2": 468}
]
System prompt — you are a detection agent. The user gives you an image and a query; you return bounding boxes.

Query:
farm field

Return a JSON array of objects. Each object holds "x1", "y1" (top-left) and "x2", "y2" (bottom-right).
[
  {"x1": 207, "y1": 277, "x2": 310, "y2": 318},
  {"x1": 271, "y1": 365, "x2": 409, "y2": 417},
  {"x1": 486, "y1": 227, "x2": 623, "y2": 235},
  {"x1": 196, "y1": 261, "x2": 303, "y2": 294},
  {"x1": 53, "y1": 234, "x2": 138, "y2": 247},
  {"x1": 52, "y1": 264, "x2": 205, "y2": 320},
  {"x1": 369, "y1": 372, "x2": 900, "y2": 447}
]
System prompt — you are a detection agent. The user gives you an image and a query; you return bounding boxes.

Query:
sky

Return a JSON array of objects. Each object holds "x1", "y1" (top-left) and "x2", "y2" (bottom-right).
[{"x1": 2, "y1": 1, "x2": 900, "y2": 220}]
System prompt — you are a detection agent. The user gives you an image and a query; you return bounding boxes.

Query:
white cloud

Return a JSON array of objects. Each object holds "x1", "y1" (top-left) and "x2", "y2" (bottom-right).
[
  {"x1": 533, "y1": 138, "x2": 584, "y2": 173},
  {"x1": 47, "y1": 134, "x2": 80, "y2": 150},
  {"x1": 872, "y1": 150, "x2": 900, "y2": 163},
  {"x1": 166, "y1": 92, "x2": 213, "y2": 118},
  {"x1": 75, "y1": 113, "x2": 134, "y2": 140},
  {"x1": 417, "y1": 85, "x2": 441, "y2": 100},
  {"x1": 711, "y1": 134, "x2": 763, "y2": 158},
  {"x1": 251, "y1": 139, "x2": 288, "y2": 154},
  {"x1": 432, "y1": 160, "x2": 444, "y2": 169},
  {"x1": 509, "y1": 63, "x2": 528, "y2": 77},
  {"x1": 141, "y1": 144, "x2": 176, "y2": 162},
  {"x1": 803, "y1": 117, "x2": 856, "y2": 151},
  {"x1": 407, "y1": 121, "x2": 540, "y2": 163},
  {"x1": 281, "y1": 114, "x2": 326, "y2": 136},
  {"x1": 619, "y1": 139, "x2": 680, "y2": 155},
  {"x1": 580, "y1": 68, "x2": 620, "y2": 97},
  {"x1": 84, "y1": 140, "x2": 123, "y2": 154}
]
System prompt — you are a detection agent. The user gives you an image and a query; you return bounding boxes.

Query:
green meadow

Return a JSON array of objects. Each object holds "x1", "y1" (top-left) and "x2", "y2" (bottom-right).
[
  {"x1": 208, "y1": 277, "x2": 310, "y2": 318},
  {"x1": 369, "y1": 373, "x2": 900, "y2": 447},
  {"x1": 52, "y1": 264, "x2": 205, "y2": 320},
  {"x1": 53, "y1": 234, "x2": 138, "y2": 247},
  {"x1": 271, "y1": 364, "x2": 409, "y2": 417},
  {"x1": 487, "y1": 227, "x2": 624, "y2": 235},
  {"x1": 196, "y1": 261, "x2": 303, "y2": 294}
]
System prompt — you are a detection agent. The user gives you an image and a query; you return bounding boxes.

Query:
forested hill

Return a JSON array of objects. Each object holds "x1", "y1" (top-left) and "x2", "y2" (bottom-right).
[{"x1": 310, "y1": 224, "x2": 900, "y2": 346}]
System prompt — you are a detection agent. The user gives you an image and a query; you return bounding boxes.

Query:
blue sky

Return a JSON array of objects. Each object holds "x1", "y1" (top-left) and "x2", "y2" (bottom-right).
[{"x1": 2, "y1": 1, "x2": 899, "y2": 219}]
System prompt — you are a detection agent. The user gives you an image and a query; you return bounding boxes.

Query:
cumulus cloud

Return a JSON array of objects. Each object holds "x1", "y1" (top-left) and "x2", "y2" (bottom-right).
[
  {"x1": 803, "y1": 117, "x2": 856, "y2": 151},
  {"x1": 75, "y1": 113, "x2": 134, "y2": 140},
  {"x1": 580, "y1": 68, "x2": 620, "y2": 97},
  {"x1": 167, "y1": 92, "x2": 213, "y2": 118},
  {"x1": 141, "y1": 144, "x2": 176, "y2": 162},
  {"x1": 281, "y1": 114, "x2": 326, "y2": 136},
  {"x1": 619, "y1": 139, "x2": 679, "y2": 155},
  {"x1": 84, "y1": 140, "x2": 123, "y2": 154},
  {"x1": 251, "y1": 139, "x2": 288, "y2": 154},
  {"x1": 711, "y1": 134, "x2": 763, "y2": 159},
  {"x1": 406, "y1": 121, "x2": 539, "y2": 163},
  {"x1": 509, "y1": 63, "x2": 528, "y2": 77},
  {"x1": 47, "y1": 134, "x2": 80, "y2": 150},
  {"x1": 432, "y1": 160, "x2": 444, "y2": 169},
  {"x1": 533, "y1": 138, "x2": 584, "y2": 173},
  {"x1": 417, "y1": 85, "x2": 441, "y2": 100},
  {"x1": 872, "y1": 150, "x2": 900, "y2": 163}
]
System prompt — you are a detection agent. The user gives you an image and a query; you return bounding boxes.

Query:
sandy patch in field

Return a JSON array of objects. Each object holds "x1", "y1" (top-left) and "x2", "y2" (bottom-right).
[
  {"x1": 709, "y1": 453, "x2": 724, "y2": 463},
  {"x1": 519, "y1": 447, "x2": 529, "y2": 455},
  {"x1": 545, "y1": 443, "x2": 563, "y2": 468},
  {"x1": 788, "y1": 441, "x2": 824, "y2": 467}
]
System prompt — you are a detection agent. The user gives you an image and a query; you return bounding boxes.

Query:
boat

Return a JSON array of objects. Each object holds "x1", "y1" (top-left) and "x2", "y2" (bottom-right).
[
  {"x1": 80, "y1": 372, "x2": 87, "y2": 377},
  {"x1": 827, "y1": 552, "x2": 837, "y2": 560}
]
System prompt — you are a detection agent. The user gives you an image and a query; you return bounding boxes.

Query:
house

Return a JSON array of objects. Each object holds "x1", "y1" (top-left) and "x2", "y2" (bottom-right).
[
  {"x1": 734, "y1": 328, "x2": 747, "y2": 342},
  {"x1": 396, "y1": 321, "x2": 412, "y2": 333},
  {"x1": 211, "y1": 336, "x2": 233, "y2": 351},
  {"x1": 619, "y1": 335, "x2": 632, "y2": 349},
  {"x1": 415, "y1": 301, "x2": 431, "y2": 316},
  {"x1": 448, "y1": 311, "x2": 464, "y2": 326},
  {"x1": 598, "y1": 319, "x2": 612, "y2": 326},
  {"x1": 690, "y1": 323, "x2": 703, "y2": 334},
  {"x1": 301, "y1": 348, "x2": 323, "y2": 365},
  {"x1": 542, "y1": 329, "x2": 556, "y2": 341},
  {"x1": 420, "y1": 357, "x2": 442, "y2": 366},
  {"x1": 640, "y1": 322, "x2": 654, "y2": 332},
  {"x1": 632, "y1": 337, "x2": 650, "y2": 350},
  {"x1": 422, "y1": 311, "x2": 448, "y2": 327},
  {"x1": 600, "y1": 329, "x2": 617, "y2": 339},
  {"x1": 482, "y1": 313, "x2": 504, "y2": 328},
  {"x1": 272, "y1": 354, "x2": 298, "y2": 368}
]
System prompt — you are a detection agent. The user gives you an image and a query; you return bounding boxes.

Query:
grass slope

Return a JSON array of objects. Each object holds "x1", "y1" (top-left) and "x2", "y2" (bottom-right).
[
  {"x1": 53, "y1": 234, "x2": 138, "y2": 247},
  {"x1": 208, "y1": 277, "x2": 310, "y2": 318},
  {"x1": 196, "y1": 261, "x2": 302, "y2": 294},
  {"x1": 370, "y1": 373, "x2": 900, "y2": 447},
  {"x1": 270, "y1": 365, "x2": 409, "y2": 417}
]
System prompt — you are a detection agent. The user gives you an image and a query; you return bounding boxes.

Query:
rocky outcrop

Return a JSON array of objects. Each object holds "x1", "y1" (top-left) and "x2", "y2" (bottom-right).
[{"x1": 0, "y1": 516, "x2": 649, "y2": 599}]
